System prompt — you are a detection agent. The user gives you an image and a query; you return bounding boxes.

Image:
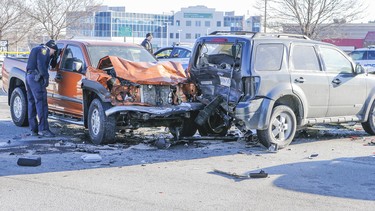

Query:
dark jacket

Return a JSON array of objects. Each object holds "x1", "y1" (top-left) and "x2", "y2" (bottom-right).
[
  {"x1": 141, "y1": 39, "x2": 153, "y2": 54},
  {"x1": 26, "y1": 45, "x2": 52, "y2": 80}
]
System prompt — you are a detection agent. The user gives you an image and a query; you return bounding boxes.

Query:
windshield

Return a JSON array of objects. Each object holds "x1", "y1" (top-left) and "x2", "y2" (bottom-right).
[{"x1": 87, "y1": 45, "x2": 157, "y2": 67}]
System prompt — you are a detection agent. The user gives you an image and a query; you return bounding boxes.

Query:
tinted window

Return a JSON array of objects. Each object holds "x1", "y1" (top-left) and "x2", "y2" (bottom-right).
[
  {"x1": 291, "y1": 45, "x2": 321, "y2": 71},
  {"x1": 254, "y1": 44, "x2": 283, "y2": 71},
  {"x1": 320, "y1": 47, "x2": 352, "y2": 73}
]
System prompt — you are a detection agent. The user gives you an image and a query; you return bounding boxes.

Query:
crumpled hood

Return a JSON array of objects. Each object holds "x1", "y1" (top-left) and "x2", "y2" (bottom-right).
[{"x1": 89, "y1": 56, "x2": 188, "y2": 85}]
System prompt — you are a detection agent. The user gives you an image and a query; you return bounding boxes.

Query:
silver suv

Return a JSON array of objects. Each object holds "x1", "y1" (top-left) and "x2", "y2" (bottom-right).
[{"x1": 188, "y1": 31, "x2": 375, "y2": 149}]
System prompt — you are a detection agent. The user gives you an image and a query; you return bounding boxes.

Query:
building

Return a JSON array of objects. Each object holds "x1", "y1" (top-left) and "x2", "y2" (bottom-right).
[{"x1": 67, "y1": 5, "x2": 261, "y2": 48}]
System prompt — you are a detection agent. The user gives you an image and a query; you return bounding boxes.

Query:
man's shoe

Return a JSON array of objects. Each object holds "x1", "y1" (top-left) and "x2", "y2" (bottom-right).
[
  {"x1": 31, "y1": 131, "x2": 39, "y2": 136},
  {"x1": 38, "y1": 130, "x2": 55, "y2": 137}
]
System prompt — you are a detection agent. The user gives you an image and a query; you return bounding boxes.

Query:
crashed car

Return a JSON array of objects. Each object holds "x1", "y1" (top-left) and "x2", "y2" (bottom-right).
[{"x1": 3, "y1": 40, "x2": 202, "y2": 145}]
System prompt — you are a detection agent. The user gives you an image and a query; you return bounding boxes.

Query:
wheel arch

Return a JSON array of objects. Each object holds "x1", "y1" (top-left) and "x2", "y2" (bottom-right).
[
  {"x1": 273, "y1": 94, "x2": 303, "y2": 128},
  {"x1": 82, "y1": 79, "x2": 112, "y2": 128}
]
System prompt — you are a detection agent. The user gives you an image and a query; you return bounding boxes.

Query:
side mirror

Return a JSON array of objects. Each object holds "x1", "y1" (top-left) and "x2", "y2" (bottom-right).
[
  {"x1": 355, "y1": 63, "x2": 365, "y2": 74},
  {"x1": 72, "y1": 59, "x2": 83, "y2": 72}
]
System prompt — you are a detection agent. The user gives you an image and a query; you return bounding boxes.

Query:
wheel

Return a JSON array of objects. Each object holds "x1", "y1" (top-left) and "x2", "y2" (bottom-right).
[
  {"x1": 362, "y1": 101, "x2": 375, "y2": 135},
  {"x1": 10, "y1": 87, "x2": 28, "y2": 126},
  {"x1": 88, "y1": 98, "x2": 116, "y2": 144},
  {"x1": 257, "y1": 105, "x2": 297, "y2": 149},
  {"x1": 169, "y1": 112, "x2": 198, "y2": 138},
  {"x1": 198, "y1": 112, "x2": 229, "y2": 136}
]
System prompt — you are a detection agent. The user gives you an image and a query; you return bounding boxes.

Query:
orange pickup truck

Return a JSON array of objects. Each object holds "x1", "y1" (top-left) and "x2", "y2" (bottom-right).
[{"x1": 1, "y1": 40, "x2": 202, "y2": 144}]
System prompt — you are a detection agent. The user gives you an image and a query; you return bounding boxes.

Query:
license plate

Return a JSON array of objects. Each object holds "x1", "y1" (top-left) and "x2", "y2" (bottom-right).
[{"x1": 219, "y1": 76, "x2": 231, "y2": 87}]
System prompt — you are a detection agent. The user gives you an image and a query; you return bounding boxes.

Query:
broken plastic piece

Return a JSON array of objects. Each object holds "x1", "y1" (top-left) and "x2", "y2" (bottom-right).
[
  {"x1": 81, "y1": 154, "x2": 102, "y2": 163},
  {"x1": 308, "y1": 153, "x2": 319, "y2": 159},
  {"x1": 249, "y1": 170, "x2": 268, "y2": 178},
  {"x1": 267, "y1": 143, "x2": 278, "y2": 152},
  {"x1": 17, "y1": 156, "x2": 41, "y2": 167}
]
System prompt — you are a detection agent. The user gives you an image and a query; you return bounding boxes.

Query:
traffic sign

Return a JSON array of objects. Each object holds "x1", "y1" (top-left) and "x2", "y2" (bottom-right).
[{"x1": 0, "y1": 40, "x2": 8, "y2": 52}]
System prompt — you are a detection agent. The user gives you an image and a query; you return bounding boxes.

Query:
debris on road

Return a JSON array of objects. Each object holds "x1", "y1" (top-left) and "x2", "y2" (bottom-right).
[
  {"x1": 308, "y1": 153, "x2": 319, "y2": 159},
  {"x1": 81, "y1": 154, "x2": 102, "y2": 163},
  {"x1": 267, "y1": 144, "x2": 278, "y2": 153},
  {"x1": 17, "y1": 156, "x2": 41, "y2": 167},
  {"x1": 213, "y1": 169, "x2": 268, "y2": 179}
]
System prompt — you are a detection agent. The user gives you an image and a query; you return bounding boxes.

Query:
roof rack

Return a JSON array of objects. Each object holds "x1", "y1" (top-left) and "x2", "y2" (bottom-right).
[
  {"x1": 254, "y1": 33, "x2": 310, "y2": 40},
  {"x1": 209, "y1": 31, "x2": 257, "y2": 37},
  {"x1": 208, "y1": 31, "x2": 310, "y2": 40}
]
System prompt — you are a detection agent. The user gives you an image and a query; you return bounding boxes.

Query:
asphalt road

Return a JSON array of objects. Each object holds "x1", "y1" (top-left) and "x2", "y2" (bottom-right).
[{"x1": 1, "y1": 81, "x2": 375, "y2": 210}]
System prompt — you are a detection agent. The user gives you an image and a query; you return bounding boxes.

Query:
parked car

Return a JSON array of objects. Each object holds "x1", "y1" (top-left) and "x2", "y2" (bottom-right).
[
  {"x1": 2, "y1": 40, "x2": 202, "y2": 144},
  {"x1": 188, "y1": 31, "x2": 375, "y2": 149},
  {"x1": 349, "y1": 45, "x2": 375, "y2": 72},
  {"x1": 154, "y1": 45, "x2": 192, "y2": 69}
]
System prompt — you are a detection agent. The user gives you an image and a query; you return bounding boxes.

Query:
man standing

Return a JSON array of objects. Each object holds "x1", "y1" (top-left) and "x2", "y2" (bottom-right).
[
  {"x1": 141, "y1": 33, "x2": 153, "y2": 54},
  {"x1": 26, "y1": 40, "x2": 58, "y2": 137}
]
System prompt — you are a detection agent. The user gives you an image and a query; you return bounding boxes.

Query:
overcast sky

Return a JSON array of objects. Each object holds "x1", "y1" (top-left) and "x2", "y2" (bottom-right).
[{"x1": 102, "y1": 0, "x2": 375, "y2": 23}]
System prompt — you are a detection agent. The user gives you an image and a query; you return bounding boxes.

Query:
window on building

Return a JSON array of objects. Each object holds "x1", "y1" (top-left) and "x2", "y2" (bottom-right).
[
  {"x1": 205, "y1": 21, "x2": 210, "y2": 27},
  {"x1": 186, "y1": 20, "x2": 191, "y2": 26},
  {"x1": 195, "y1": 21, "x2": 201, "y2": 27},
  {"x1": 217, "y1": 21, "x2": 221, "y2": 27},
  {"x1": 176, "y1": 33, "x2": 179, "y2": 39},
  {"x1": 186, "y1": 33, "x2": 192, "y2": 39},
  {"x1": 195, "y1": 33, "x2": 201, "y2": 39},
  {"x1": 176, "y1": 20, "x2": 180, "y2": 26},
  {"x1": 170, "y1": 33, "x2": 174, "y2": 39}
]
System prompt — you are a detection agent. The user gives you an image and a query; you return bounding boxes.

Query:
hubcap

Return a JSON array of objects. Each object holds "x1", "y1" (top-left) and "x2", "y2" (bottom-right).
[
  {"x1": 91, "y1": 108, "x2": 100, "y2": 136},
  {"x1": 271, "y1": 113, "x2": 292, "y2": 141},
  {"x1": 13, "y1": 96, "x2": 22, "y2": 119}
]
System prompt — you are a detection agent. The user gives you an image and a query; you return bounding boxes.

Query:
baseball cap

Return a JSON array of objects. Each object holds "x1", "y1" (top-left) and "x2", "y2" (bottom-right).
[{"x1": 45, "y1": 40, "x2": 58, "y2": 51}]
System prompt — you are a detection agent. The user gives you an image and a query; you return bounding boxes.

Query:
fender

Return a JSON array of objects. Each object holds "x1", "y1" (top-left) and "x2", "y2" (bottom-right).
[
  {"x1": 362, "y1": 85, "x2": 375, "y2": 122},
  {"x1": 81, "y1": 79, "x2": 111, "y2": 103},
  {"x1": 7, "y1": 67, "x2": 27, "y2": 105}
]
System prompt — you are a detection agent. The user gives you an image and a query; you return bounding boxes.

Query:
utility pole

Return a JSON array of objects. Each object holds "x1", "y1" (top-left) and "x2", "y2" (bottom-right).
[{"x1": 264, "y1": 0, "x2": 267, "y2": 33}]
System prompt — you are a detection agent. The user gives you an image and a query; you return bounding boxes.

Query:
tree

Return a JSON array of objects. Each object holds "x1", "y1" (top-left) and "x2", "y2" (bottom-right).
[
  {"x1": 25, "y1": 0, "x2": 101, "y2": 40},
  {"x1": 255, "y1": 0, "x2": 366, "y2": 39},
  {"x1": 0, "y1": 0, "x2": 31, "y2": 48}
]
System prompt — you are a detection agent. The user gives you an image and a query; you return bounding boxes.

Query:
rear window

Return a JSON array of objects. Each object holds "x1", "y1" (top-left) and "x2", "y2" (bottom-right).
[
  {"x1": 195, "y1": 41, "x2": 242, "y2": 69},
  {"x1": 254, "y1": 43, "x2": 283, "y2": 71}
]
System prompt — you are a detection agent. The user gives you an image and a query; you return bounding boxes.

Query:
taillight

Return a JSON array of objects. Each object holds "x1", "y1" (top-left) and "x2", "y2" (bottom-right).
[{"x1": 242, "y1": 76, "x2": 260, "y2": 100}]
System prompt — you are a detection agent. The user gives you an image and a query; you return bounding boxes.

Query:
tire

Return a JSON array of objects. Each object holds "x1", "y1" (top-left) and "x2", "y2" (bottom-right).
[
  {"x1": 362, "y1": 101, "x2": 375, "y2": 135},
  {"x1": 198, "y1": 112, "x2": 229, "y2": 136},
  {"x1": 88, "y1": 98, "x2": 116, "y2": 144},
  {"x1": 10, "y1": 87, "x2": 28, "y2": 126},
  {"x1": 257, "y1": 105, "x2": 297, "y2": 149},
  {"x1": 169, "y1": 112, "x2": 198, "y2": 138}
]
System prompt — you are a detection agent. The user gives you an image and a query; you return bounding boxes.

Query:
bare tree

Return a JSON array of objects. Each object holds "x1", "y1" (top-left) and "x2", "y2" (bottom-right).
[
  {"x1": 25, "y1": 0, "x2": 101, "y2": 41},
  {"x1": 0, "y1": 0, "x2": 31, "y2": 47},
  {"x1": 255, "y1": 0, "x2": 366, "y2": 39}
]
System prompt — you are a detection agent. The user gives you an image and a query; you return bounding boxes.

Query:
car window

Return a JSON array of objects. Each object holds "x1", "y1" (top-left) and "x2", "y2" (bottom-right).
[
  {"x1": 155, "y1": 48, "x2": 172, "y2": 58},
  {"x1": 172, "y1": 48, "x2": 191, "y2": 58},
  {"x1": 254, "y1": 43, "x2": 283, "y2": 71},
  {"x1": 368, "y1": 51, "x2": 375, "y2": 60},
  {"x1": 350, "y1": 51, "x2": 366, "y2": 60},
  {"x1": 291, "y1": 45, "x2": 321, "y2": 71},
  {"x1": 61, "y1": 45, "x2": 86, "y2": 73},
  {"x1": 320, "y1": 47, "x2": 352, "y2": 74}
]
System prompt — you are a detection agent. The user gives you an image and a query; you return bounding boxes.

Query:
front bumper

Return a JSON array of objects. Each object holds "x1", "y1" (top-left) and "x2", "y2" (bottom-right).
[{"x1": 105, "y1": 102, "x2": 204, "y2": 118}]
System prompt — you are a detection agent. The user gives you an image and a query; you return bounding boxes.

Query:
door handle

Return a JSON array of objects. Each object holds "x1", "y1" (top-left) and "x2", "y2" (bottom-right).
[
  {"x1": 332, "y1": 78, "x2": 341, "y2": 85},
  {"x1": 55, "y1": 74, "x2": 63, "y2": 81},
  {"x1": 294, "y1": 77, "x2": 305, "y2": 83}
]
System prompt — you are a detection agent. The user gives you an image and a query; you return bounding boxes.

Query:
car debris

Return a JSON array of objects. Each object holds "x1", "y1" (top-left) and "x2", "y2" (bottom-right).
[
  {"x1": 17, "y1": 156, "x2": 41, "y2": 166},
  {"x1": 213, "y1": 169, "x2": 268, "y2": 179},
  {"x1": 81, "y1": 154, "x2": 102, "y2": 163},
  {"x1": 308, "y1": 153, "x2": 319, "y2": 159}
]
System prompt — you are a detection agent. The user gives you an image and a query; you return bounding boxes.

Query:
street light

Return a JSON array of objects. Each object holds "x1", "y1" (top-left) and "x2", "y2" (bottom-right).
[
  {"x1": 206, "y1": 28, "x2": 210, "y2": 36},
  {"x1": 164, "y1": 21, "x2": 171, "y2": 46},
  {"x1": 177, "y1": 29, "x2": 182, "y2": 44}
]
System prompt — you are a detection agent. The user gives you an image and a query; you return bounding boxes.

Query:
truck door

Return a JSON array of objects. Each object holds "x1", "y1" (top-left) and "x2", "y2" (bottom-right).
[
  {"x1": 53, "y1": 44, "x2": 86, "y2": 118},
  {"x1": 320, "y1": 46, "x2": 366, "y2": 117},
  {"x1": 290, "y1": 44, "x2": 330, "y2": 118}
]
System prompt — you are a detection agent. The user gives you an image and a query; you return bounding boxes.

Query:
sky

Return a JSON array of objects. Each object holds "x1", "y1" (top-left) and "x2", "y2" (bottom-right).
[{"x1": 102, "y1": 0, "x2": 375, "y2": 23}]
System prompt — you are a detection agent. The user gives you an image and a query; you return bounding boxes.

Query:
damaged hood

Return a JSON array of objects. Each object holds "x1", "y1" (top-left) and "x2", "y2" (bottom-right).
[{"x1": 88, "y1": 56, "x2": 188, "y2": 85}]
